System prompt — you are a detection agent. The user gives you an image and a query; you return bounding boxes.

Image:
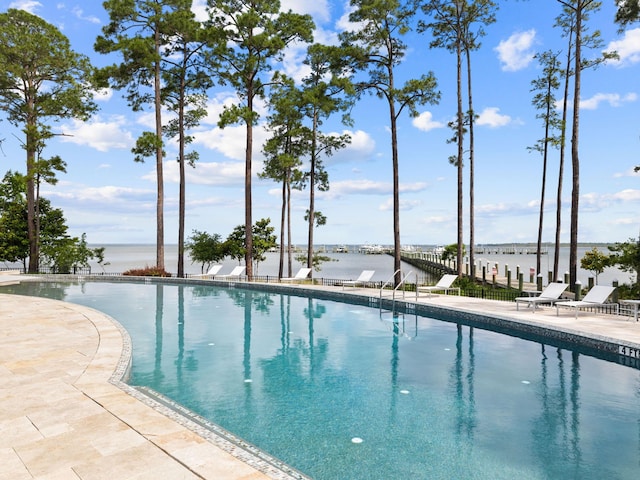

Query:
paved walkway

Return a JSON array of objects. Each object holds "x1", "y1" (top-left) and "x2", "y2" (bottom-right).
[{"x1": 1, "y1": 281, "x2": 639, "y2": 479}]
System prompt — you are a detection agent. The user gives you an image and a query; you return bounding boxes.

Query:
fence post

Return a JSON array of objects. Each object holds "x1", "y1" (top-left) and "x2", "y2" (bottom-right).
[
  {"x1": 482, "y1": 266, "x2": 486, "y2": 285},
  {"x1": 588, "y1": 277, "x2": 594, "y2": 290},
  {"x1": 518, "y1": 272, "x2": 524, "y2": 291},
  {"x1": 612, "y1": 280, "x2": 619, "y2": 303},
  {"x1": 575, "y1": 280, "x2": 582, "y2": 300},
  {"x1": 564, "y1": 271, "x2": 570, "y2": 284},
  {"x1": 529, "y1": 267, "x2": 535, "y2": 284},
  {"x1": 507, "y1": 269, "x2": 512, "y2": 289},
  {"x1": 548, "y1": 271, "x2": 553, "y2": 284},
  {"x1": 537, "y1": 273, "x2": 543, "y2": 291}
]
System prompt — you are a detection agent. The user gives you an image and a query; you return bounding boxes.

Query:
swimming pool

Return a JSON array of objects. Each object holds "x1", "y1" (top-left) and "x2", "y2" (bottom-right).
[{"x1": 10, "y1": 280, "x2": 640, "y2": 479}]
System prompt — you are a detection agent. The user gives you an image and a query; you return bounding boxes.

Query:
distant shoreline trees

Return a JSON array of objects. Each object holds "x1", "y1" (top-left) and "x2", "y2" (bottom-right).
[{"x1": 0, "y1": 171, "x2": 104, "y2": 273}]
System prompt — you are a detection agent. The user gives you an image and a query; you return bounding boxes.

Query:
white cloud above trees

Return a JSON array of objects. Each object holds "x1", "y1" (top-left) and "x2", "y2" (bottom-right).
[{"x1": 495, "y1": 30, "x2": 537, "y2": 72}]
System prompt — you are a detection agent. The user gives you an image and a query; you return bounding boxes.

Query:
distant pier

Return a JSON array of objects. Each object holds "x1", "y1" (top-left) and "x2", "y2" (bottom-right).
[
  {"x1": 400, "y1": 251, "x2": 539, "y2": 291},
  {"x1": 474, "y1": 245, "x2": 548, "y2": 255}
]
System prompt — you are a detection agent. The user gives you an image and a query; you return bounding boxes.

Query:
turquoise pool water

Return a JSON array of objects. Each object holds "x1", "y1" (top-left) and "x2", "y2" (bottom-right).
[{"x1": 10, "y1": 280, "x2": 640, "y2": 479}]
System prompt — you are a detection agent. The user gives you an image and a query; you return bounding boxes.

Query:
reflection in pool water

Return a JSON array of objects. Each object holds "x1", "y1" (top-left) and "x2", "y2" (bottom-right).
[{"x1": 9, "y1": 280, "x2": 640, "y2": 480}]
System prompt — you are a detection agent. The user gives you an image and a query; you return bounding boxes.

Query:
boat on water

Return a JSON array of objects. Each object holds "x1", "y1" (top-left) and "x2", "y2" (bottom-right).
[
  {"x1": 358, "y1": 244, "x2": 385, "y2": 254},
  {"x1": 333, "y1": 245, "x2": 349, "y2": 253}
]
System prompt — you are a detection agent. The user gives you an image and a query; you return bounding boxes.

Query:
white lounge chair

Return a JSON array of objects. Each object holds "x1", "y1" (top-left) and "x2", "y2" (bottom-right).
[
  {"x1": 514, "y1": 282, "x2": 569, "y2": 312},
  {"x1": 417, "y1": 274, "x2": 460, "y2": 297},
  {"x1": 191, "y1": 264, "x2": 223, "y2": 279},
  {"x1": 281, "y1": 268, "x2": 312, "y2": 284},
  {"x1": 216, "y1": 265, "x2": 246, "y2": 281},
  {"x1": 342, "y1": 270, "x2": 375, "y2": 290},
  {"x1": 555, "y1": 285, "x2": 618, "y2": 318}
]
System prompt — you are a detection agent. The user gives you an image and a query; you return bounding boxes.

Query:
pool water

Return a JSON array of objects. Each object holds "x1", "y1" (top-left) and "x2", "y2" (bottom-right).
[{"x1": 10, "y1": 281, "x2": 640, "y2": 479}]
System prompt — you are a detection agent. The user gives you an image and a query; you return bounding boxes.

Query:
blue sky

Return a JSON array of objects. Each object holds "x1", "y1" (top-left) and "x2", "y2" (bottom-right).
[{"x1": 1, "y1": 0, "x2": 639, "y2": 246}]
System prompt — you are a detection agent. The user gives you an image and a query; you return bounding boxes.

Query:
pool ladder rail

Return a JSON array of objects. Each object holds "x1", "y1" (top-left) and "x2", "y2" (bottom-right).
[
  {"x1": 378, "y1": 269, "x2": 419, "y2": 339},
  {"x1": 379, "y1": 269, "x2": 416, "y2": 302}
]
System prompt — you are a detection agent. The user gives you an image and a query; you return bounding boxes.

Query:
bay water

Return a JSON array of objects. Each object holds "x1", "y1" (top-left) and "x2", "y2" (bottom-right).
[{"x1": 89, "y1": 243, "x2": 634, "y2": 287}]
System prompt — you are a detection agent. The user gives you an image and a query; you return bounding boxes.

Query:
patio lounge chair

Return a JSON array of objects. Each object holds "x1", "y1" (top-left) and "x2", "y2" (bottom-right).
[
  {"x1": 281, "y1": 268, "x2": 312, "y2": 284},
  {"x1": 417, "y1": 274, "x2": 460, "y2": 297},
  {"x1": 514, "y1": 282, "x2": 569, "y2": 312},
  {"x1": 555, "y1": 285, "x2": 618, "y2": 318},
  {"x1": 216, "y1": 265, "x2": 246, "y2": 281},
  {"x1": 342, "y1": 270, "x2": 375, "y2": 290},
  {"x1": 191, "y1": 264, "x2": 223, "y2": 279}
]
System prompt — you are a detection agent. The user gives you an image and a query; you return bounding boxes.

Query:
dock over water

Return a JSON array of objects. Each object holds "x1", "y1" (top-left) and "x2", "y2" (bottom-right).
[{"x1": 400, "y1": 251, "x2": 539, "y2": 291}]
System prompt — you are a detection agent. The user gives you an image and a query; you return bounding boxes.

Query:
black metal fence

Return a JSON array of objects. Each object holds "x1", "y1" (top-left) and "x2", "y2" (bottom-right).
[{"x1": 461, "y1": 287, "x2": 522, "y2": 302}]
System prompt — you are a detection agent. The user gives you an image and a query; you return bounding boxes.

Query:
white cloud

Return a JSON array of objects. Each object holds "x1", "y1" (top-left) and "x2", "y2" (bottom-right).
[
  {"x1": 133, "y1": 111, "x2": 155, "y2": 130},
  {"x1": 59, "y1": 116, "x2": 135, "y2": 152},
  {"x1": 335, "y1": 2, "x2": 360, "y2": 32},
  {"x1": 475, "y1": 201, "x2": 538, "y2": 217},
  {"x1": 321, "y1": 179, "x2": 427, "y2": 200},
  {"x1": 71, "y1": 6, "x2": 100, "y2": 24},
  {"x1": 280, "y1": 42, "x2": 312, "y2": 83},
  {"x1": 328, "y1": 129, "x2": 376, "y2": 163},
  {"x1": 281, "y1": 0, "x2": 331, "y2": 22},
  {"x1": 93, "y1": 88, "x2": 114, "y2": 102},
  {"x1": 378, "y1": 197, "x2": 421, "y2": 211},
  {"x1": 8, "y1": 1, "x2": 41, "y2": 14},
  {"x1": 325, "y1": 179, "x2": 391, "y2": 197},
  {"x1": 346, "y1": 129, "x2": 376, "y2": 155},
  {"x1": 43, "y1": 185, "x2": 156, "y2": 212},
  {"x1": 77, "y1": 186, "x2": 153, "y2": 203},
  {"x1": 191, "y1": 0, "x2": 208, "y2": 21},
  {"x1": 159, "y1": 159, "x2": 246, "y2": 186},
  {"x1": 396, "y1": 182, "x2": 428, "y2": 194},
  {"x1": 194, "y1": 123, "x2": 269, "y2": 162},
  {"x1": 201, "y1": 93, "x2": 236, "y2": 126},
  {"x1": 611, "y1": 189, "x2": 640, "y2": 202},
  {"x1": 614, "y1": 167, "x2": 640, "y2": 178},
  {"x1": 578, "y1": 189, "x2": 640, "y2": 212},
  {"x1": 606, "y1": 28, "x2": 640, "y2": 66},
  {"x1": 412, "y1": 111, "x2": 445, "y2": 132},
  {"x1": 579, "y1": 92, "x2": 638, "y2": 110},
  {"x1": 419, "y1": 215, "x2": 452, "y2": 227},
  {"x1": 495, "y1": 30, "x2": 537, "y2": 72},
  {"x1": 313, "y1": 26, "x2": 340, "y2": 46},
  {"x1": 611, "y1": 217, "x2": 640, "y2": 226},
  {"x1": 476, "y1": 107, "x2": 512, "y2": 128},
  {"x1": 200, "y1": 92, "x2": 268, "y2": 126}
]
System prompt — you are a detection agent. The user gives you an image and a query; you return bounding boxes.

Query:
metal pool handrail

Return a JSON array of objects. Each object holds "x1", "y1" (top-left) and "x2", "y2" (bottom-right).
[{"x1": 380, "y1": 269, "x2": 415, "y2": 302}]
